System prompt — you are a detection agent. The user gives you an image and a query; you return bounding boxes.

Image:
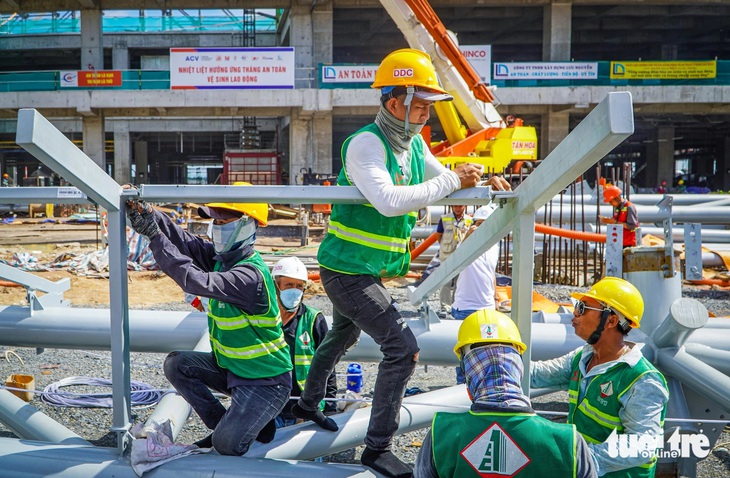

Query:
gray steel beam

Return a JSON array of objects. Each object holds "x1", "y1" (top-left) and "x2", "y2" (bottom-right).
[
  {"x1": 0, "y1": 187, "x2": 91, "y2": 205},
  {"x1": 15, "y1": 109, "x2": 121, "y2": 212},
  {"x1": 0, "y1": 390, "x2": 90, "y2": 445},
  {"x1": 15, "y1": 108, "x2": 132, "y2": 452},
  {"x1": 247, "y1": 385, "x2": 471, "y2": 460},
  {"x1": 657, "y1": 347, "x2": 730, "y2": 413},
  {"x1": 0, "y1": 263, "x2": 70, "y2": 295},
  {"x1": 0, "y1": 438, "x2": 378, "y2": 478},
  {"x1": 138, "y1": 184, "x2": 503, "y2": 206}
]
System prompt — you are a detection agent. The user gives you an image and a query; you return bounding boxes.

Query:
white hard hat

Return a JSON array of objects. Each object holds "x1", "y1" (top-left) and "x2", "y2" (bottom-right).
[
  {"x1": 271, "y1": 256, "x2": 308, "y2": 282},
  {"x1": 473, "y1": 204, "x2": 496, "y2": 221}
]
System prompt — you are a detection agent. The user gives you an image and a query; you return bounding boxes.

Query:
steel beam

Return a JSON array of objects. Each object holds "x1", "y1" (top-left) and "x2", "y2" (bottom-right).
[
  {"x1": 15, "y1": 109, "x2": 121, "y2": 212},
  {"x1": 0, "y1": 390, "x2": 90, "y2": 446},
  {"x1": 0, "y1": 438, "x2": 379, "y2": 478},
  {"x1": 138, "y1": 184, "x2": 502, "y2": 206}
]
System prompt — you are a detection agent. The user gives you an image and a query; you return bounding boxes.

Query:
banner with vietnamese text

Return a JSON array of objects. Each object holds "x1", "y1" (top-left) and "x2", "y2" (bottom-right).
[
  {"x1": 60, "y1": 70, "x2": 122, "y2": 87},
  {"x1": 610, "y1": 61, "x2": 716, "y2": 79},
  {"x1": 170, "y1": 47, "x2": 295, "y2": 89},
  {"x1": 493, "y1": 62, "x2": 598, "y2": 80}
]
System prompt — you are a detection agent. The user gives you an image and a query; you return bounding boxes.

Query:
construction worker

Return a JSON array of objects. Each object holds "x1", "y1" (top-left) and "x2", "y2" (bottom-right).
[
  {"x1": 421, "y1": 205, "x2": 472, "y2": 313},
  {"x1": 450, "y1": 204, "x2": 499, "y2": 384},
  {"x1": 123, "y1": 182, "x2": 291, "y2": 456},
  {"x1": 600, "y1": 185, "x2": 639, "y2": 247},
  {"x1": 414, "y1": 309, "x2": 597, "y2": 478},
  {"x1": 531, "y1": 277, "x2": 669, "y2": 477},
  {"x1": 292, "y1": 48, "x2": 511, "y2": 478},
  {"x1": 2, "y1": 173, "x2": 14, "y2": 187},
  {"x1": 270, "y1": 256, "x2": 338, "y2": 428}
]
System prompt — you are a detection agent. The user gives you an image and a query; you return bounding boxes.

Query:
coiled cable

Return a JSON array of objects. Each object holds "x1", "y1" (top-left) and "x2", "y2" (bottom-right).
[{"x1": 41, "y1": 376, "x2": 164, "y2": 408}]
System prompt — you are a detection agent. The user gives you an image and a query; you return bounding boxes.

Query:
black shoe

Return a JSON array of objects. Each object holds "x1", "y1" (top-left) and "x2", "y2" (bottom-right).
[
  {"x1": 255, "y1": 419, "x2": 277, "y2": 443},
  {"x1": 361, "y1": 447, "x2": 413, "y2": 478},
  {"x1": 193, "y1": 433, "x2": 213, "y2": 449},
  {"x1": 291, "y1": 402, "x2": 338, "y2": 431}
]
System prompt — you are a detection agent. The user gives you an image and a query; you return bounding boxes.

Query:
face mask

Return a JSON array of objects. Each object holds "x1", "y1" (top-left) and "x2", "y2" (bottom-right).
[
  {"x1": 279, "y1": 288, "x2": 303, "y2": 311},
  {"x1": 208, "y1": 216, "x2": 256, "y2": 253}
]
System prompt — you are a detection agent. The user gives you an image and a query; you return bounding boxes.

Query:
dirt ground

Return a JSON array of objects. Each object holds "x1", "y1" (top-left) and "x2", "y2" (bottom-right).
[{"x1": 0, "y1": 219, "x2": 330, "y2": 307}]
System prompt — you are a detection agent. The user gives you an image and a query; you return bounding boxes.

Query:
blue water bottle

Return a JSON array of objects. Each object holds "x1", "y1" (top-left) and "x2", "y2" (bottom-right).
[{"x1": 347, "y1": 363, "x2": 363, "y2": 393}]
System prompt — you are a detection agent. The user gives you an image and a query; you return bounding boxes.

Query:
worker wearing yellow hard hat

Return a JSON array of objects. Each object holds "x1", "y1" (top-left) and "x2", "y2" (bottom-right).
[
  {"x1": 415, "y1": 309, "x2": 596, "y2": 477},
  {"x1": 197, "y1": 182, "x2": 269, "y2": 254},
  {"x1": 123, "y1": 181, "x2": 291, "y2": 456},
  {"x1": 531, "y1": 277, "x2": 669, "y2": 476},
  {"x1": 294, "y1": 48, "x2": 511, "y2": 478}
]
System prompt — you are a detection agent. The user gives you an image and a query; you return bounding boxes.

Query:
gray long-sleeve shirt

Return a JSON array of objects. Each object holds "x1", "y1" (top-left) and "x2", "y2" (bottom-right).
[{"x1": 147, "y1": 209, "x2": 269, "y2": 314}]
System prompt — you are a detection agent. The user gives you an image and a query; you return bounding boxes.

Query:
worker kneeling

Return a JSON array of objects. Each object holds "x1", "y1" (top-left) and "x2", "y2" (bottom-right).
[{"x1": 414, "y1": 309, "x2": 597, "y2": 478}]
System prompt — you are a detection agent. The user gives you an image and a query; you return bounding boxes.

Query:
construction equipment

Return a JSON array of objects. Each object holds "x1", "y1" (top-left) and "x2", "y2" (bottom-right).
[{"x1": 380, "y1": 0, "x2": 538, "y2": 175}]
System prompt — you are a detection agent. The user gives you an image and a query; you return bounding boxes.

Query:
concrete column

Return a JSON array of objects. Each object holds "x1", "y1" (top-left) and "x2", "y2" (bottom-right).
[
  {"x1": 290, "y1": 2, "x2": 332, "y2": 88},
  {"x1": 645, "y1": 126, "x2": 675, "y2": 189},
  {"x1": 80, "y1": 9, "x2": 104, "y2": 70},
  {"x1": 540, "y1": 109, "x2": 570, "y2": 159},
  {"x1": 290, "y1": 6, "x2": 313, "y2": 88},
  {"x1": 82, "y1": 116, "x2": 105, "y2": 171},
  {"x1": 114, "y1": 123, "x2": 131, "y2": 184},
  {"x1": 543, "y1": 2, "x2": 572, "y2": 61},
  {"x1": 134, "y1": 141, "x2": 148, "y2": 185},
  {"x1": 289, "y1": 110, "x2": 333, "y2": 185},
  {"x1": 112, "y1": 40, "x2": 129, "y2": 70}
]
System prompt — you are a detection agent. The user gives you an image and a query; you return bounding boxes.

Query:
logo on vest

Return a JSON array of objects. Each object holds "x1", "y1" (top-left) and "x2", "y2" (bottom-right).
[
  {"x1": 600, "y1": 381, "x2": 614, "y2": 397},
  {"x1": 460, "y1": 423, "x2": 530, "y2": 476},
  {"x1": 299, "y1": 331, "x2": 311, "y2": 346}
]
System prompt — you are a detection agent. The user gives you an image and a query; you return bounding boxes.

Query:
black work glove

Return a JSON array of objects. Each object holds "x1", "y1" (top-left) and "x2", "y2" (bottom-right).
[{"x1": 126, "y1": 197, "x2": 160, "y2": 240}]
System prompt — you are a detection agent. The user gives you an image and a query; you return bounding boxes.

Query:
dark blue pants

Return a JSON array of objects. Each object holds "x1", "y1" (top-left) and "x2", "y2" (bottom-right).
[
  {"x1": 164, "y1": 350, "x2": 288, "y2": 456},
  {"x1": 297, "y1": 268, "x2": 420, "y2": 450}
]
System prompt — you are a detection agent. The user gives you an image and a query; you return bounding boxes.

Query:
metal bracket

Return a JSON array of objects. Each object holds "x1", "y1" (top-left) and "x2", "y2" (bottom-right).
[
  {"x1": 683, "y1": 223, "x2": 702, "y2": 281},
  {"x1": 663, "y1": 218, "x2": 675, "y2": 278}
]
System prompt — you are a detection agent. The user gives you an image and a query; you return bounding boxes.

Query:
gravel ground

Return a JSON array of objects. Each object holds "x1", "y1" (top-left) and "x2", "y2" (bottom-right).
[{"x1": 1, "y1": 282, "x2": 729, "y2": 477}]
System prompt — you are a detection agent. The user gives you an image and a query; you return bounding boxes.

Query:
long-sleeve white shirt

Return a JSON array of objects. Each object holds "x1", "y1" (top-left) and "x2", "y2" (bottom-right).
[{"x1": 344, "y1": 131, "x2": 460, "y2": 217}]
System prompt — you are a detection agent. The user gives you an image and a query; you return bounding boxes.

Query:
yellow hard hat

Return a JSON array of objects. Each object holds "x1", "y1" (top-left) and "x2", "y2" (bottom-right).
[
  {"x1": 570, "y1": 277, "x2": 644, "y2": 328},
  {"x1": 453, "y1": 309, "x2": 526, "y2": 359},
  {"x1": 372, "y1": 49, "x2": 453, "y2": 101},
  {"x1": 200, "y1": 181, "x2": 269, "y2": 227}
]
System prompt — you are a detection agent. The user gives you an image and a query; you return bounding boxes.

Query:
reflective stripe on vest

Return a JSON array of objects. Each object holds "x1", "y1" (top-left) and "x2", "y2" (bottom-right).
[
  {"x1": 207, "y1": 251, "x2": 292, "y2": 379},
  {"x1": 317, "y1": 123, "x2": 424, "y2": 277},
  {"x1": 293, "y1": 305, "x2": 319, "y2": 391},
  {"x1": 567, "y1": 350, "x2": 667, "y2": 478},
  {"x1": 614, "y1": 200, "x2": 637, "y2": 246}
]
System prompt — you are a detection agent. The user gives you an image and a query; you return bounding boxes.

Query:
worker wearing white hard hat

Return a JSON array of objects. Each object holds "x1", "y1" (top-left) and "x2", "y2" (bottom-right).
[
  {"x1": 270, "y1": 257, "x2": 338, "y2": 430},
  {"x1": 450, "y1": 204, "x2": 500, "y2": 384}
]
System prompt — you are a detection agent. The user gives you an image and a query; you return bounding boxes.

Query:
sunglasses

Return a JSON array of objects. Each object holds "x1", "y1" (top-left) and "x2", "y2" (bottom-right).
[{"x1": 574, "y1": 300, "x2": 610, "y2": 316}]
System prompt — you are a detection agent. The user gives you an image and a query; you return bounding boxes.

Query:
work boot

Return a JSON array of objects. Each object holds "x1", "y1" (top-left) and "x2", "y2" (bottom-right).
[
  {"x1": 193, "y1": 433, "x2": 213, "y2": 449},
  {"x1": 360, "y1": 447, "x2": 413, "y2": 478},
  {"x1": 291, "y1": 402, "x2": 338, "y2": 431}
]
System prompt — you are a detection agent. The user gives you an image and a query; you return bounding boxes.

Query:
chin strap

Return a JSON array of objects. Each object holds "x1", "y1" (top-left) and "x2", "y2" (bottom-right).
[
  {"x1": 402, "y1": 86, "x2": 415, "y2": 140},
  {"x1": 587, "y1": 309, "x2": 612, "y2": 345}
]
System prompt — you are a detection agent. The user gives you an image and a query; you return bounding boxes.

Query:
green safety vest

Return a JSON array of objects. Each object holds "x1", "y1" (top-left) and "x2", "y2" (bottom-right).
[
  {"x1": 208, "y1": 251, "x2": 292, "y2": 379},
  {"x1": 568, "y1": 350, "x2": 668, "y2": 478},
  {"x1": 292, "y1": 305, "x2": 319, "y2": 391},
  {"x1": 318, "y1": 123, "x2": 425, "y2": 277},
  {"x1": 432, "y1": 410, "x2": 578, "y2": 478}
]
